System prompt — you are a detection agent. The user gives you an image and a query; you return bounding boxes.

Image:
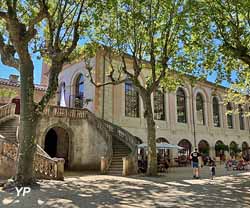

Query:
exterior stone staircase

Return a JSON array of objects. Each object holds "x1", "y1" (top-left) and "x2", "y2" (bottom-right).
[
  {"x1": 102, "y1": 120, "x2": 139, "y2": 175},
  {"x1": 0, "y1": 117, "x2": 19, "y2": 143},
  {"x1": 0, "y1": 104, "x2": 64, "y2": 180},
  {"x1": 108, "y1": 138, "x2": 131, "y2": 175},
  {"x1": 0, "y1": 104, "x2": 139, "y2": 178}
]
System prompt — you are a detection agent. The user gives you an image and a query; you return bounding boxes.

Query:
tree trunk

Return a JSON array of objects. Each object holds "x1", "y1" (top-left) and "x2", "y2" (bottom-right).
[
  {"x1": 15, "y1": 53, "x2": 38, "y2": 186},
  {"x1": 141, "y1": 91, "x2": 157, "y2": 176}
]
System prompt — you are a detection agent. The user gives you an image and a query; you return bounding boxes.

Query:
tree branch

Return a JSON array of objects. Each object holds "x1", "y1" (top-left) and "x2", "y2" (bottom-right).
[{"x1": 0, "y1": 34, "x2": 19, "y2": 69}]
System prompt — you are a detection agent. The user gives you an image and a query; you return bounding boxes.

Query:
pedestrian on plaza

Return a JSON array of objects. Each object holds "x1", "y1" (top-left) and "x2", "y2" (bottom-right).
[
  {"x1": 190, "y1": 148, "x2": 201, "y2": 179},
  {"x1": 208, "y1": 158, "x2": 216, "y2": 179}
]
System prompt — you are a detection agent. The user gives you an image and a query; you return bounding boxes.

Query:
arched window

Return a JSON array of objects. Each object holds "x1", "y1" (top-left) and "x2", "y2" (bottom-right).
[
  {"x1": 154, "y1": 90, "x2": 165, "y2": 120},
  {"x1": 226, "y1": 103, "x2": 233, "y2": 129},
  {"x1": 239, "y1": 105, "x2": 245, "y2": 130},
  {"x1": 125, "y1": 80, "x2": 139, "y2": 117},
  {"x1": 58, "y1": 82, "x2": 66, "y2": 107},
  {"x1": 196, "y1": 93, "x2": 205, "y2": 125},
  {"x1": 198, "y1": 140, "x2": 210, "y2": 156},
  {"x1": 212, "y1": 97, "x2": 220, "y2": 127},
  {"x1": 75, "y1": 74, "x2": 84, "y2": 108},
  {"x1": 177, "y1": 88, "x2": 187, "y2": 123}
]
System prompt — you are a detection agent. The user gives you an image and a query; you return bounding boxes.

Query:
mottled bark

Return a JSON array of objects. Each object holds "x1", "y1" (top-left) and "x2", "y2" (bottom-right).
[
  {"x1": 141, "y1": 91, "x2": 157, "y2": 176},
  {"x1": 15, "y1": 47, "x2": 37, "y2": 185}
]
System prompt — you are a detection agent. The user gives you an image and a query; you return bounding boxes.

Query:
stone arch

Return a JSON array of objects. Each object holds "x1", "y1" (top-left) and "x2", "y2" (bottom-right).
[
  {"x1": 229, "y1": 141, "x2": 239, "y2": 156},
  {"x1": 70, "y1": 72, "x2": 85, "y2": 108},
  {"x1": 178, "y1": 139, "x2": 192, "y2": 156},
  {"x1": 43, "y1": 122, "x2": 74, "y2": 169},
  {"x1": 11, "y1": 97, "x2": 20, "y2": 114},
  {"x1": 156, "y1": 137, "x2": 169, "y2": 143},
  {"x1": 198, "y1": 140, "x2": 210, "y2": 156},
  {"x1": 215, "y1": 140, "x2": 225, "y2": 158},
  {"x1": 193, "y1": 87, "x2": 209, "y2": 103},
  {"x1": 156, "y1": 137, "x2": 170, "y2": 158}
]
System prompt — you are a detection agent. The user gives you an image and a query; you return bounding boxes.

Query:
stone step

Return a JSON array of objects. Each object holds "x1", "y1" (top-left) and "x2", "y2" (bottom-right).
[{"x1": 113, "y1": 153, "x2": 128, "y2": 158}]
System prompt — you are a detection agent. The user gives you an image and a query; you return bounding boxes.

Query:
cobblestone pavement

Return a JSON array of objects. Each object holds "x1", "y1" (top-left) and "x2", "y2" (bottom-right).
[{"x1": 1, "y1": 165, "x2": 250, "y2": 208}]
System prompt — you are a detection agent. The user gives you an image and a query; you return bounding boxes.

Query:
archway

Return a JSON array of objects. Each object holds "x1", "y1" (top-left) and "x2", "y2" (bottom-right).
[
  {"x1": 178, "y1": 139, "x2": 192, "y2": 156},
  {"x1": 156, "y1": 137, "x2": 170, "y2": 159},
  {"x1": 198, "y1": 140, "x2": 210, "y2": 156},
  {"x1": 11, "y1": 98, "x2": 20, "y2": 114},
  {"x1": 44, "y1": 127, "x2": 70, "y2": 169},
  {"x1": 229, "y1": 141, "x2": 239, "y2": 157},
  {"x1": 215, "y1": 140, "x2": 226, "y2": 161}
]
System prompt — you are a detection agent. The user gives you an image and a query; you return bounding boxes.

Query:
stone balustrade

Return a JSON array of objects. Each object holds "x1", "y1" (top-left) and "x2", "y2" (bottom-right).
[
  {"x1": 0, "y1": 139, "x2": 64, "y2": 180},
  {"x1": 102, "y1": 120, "x2": 139, "y2": 175},
  {"x1": 0, "y1": 103, "x2": 16, "y2": 123},
  {"x1": 43, "y1": 105, "x2": 87, "y2": 119}
]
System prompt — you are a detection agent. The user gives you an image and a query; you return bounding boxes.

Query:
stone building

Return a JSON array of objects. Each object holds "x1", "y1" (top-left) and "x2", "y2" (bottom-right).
[
  {"x1": 42, "y1": 49, "x2": 250, "y2": 163},
  {"x1": 1, "y1": 48, "x2": 250, "y2": 177}
]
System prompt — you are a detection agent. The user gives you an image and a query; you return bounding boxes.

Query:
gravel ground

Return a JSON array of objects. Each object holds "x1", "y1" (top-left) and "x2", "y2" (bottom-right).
[{"x1": 1, "y1": 165, "x2": 250, "y2": 208}]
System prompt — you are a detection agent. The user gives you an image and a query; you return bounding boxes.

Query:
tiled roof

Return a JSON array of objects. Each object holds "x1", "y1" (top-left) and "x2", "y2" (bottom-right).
[{"x1": 0, "y1": 77, "x2": 47, "y2": 91}]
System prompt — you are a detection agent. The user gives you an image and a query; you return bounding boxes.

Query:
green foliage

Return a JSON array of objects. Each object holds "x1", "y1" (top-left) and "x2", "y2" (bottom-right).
[
  {"x1": 0, "y1": 88, "x2": 17, "y2": 98},
  {"x1": 215, "y1": 143, "x2": 229, "y2": 152},
  {"x1": 188, "y1": 0, "x2": 250, "y2": 106},
  {"x1": 89, "y1": 0, "x2": 199, "y2": 91},
  {"x1": 230, "y1": 143, "x2": 241, "y2": 155}
]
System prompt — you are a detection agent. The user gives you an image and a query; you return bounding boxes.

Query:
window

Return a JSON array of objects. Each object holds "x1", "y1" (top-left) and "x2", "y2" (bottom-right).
[
  {"x1": 58, "y1": 82, "x2": 66, "y2": 107},
  {"x1": 154, "y1": 90, "x2": 165, "y2": 120},
  {"x1": 213, "y1": 97, "x2": 220, "y2": 127},
  {"x1": 226, "y1": 103, "x2": 233, "y2": 129},
  {"x1": 196, "y1": 93, "x2": 205, "y2": 125},
  {"x1": 239, "y1": 105, "x2": 245, "y2": 130},
  {"x1": 75, "y1": 74, "x2": 84, "y2": 108},
  {"x1": 125, "y1": 80, "x2": 139, "y2": 117},
  {"x1": 177, "y1": 88, "x2": 187, "y2": 123}
]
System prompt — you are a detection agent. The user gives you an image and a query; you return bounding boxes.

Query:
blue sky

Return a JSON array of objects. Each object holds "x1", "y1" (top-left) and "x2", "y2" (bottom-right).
[
  {"x1": 0, "y1": 57, "x2": 231, "y2": 88},
  {"x1": 0, "y1": 59, "x2": 42, "y2": 84}
]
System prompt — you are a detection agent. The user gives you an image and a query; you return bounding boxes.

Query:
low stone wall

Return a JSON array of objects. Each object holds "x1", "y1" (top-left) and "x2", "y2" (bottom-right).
[{"x1": 0, "y1": 155, "x2": 15, "y2": 178}]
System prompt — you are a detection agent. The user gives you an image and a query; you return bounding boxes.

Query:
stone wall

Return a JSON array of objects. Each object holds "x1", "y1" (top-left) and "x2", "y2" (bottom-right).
[{"x1": 36, "y1": 114, "x2": 110, "y2": 171}]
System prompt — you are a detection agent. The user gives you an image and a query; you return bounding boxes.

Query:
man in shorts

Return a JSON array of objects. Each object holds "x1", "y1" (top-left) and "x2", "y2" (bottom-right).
[{"x1": 190, "y1": 148, "x2": 201, "y2": 179}]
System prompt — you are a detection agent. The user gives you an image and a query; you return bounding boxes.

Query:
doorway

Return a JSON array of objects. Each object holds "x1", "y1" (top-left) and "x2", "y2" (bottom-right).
[{"x1": 44, "y1": 127, "x2": 70, "y2": 169}]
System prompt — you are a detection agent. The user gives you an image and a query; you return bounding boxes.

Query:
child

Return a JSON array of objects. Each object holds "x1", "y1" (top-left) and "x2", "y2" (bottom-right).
[{"x1": 209, "y1": 158, "x2": 216, "y2": 180}]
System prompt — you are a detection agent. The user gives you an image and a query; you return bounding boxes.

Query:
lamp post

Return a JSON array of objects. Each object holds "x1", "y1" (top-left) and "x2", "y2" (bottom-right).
[{"x1": 191, "y1": 84, "x2": 197, "y2": 148}]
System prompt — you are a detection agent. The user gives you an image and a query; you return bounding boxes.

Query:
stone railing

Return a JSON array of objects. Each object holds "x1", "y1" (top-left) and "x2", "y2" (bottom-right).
[
  {"x1": 0, "y1": 139, "x2": 64, "y2": 180},
  {"x1": 0, "y1": 103, "x2": 16, "y2": 124},
  {"x1": 42, "y1": 106, "x2": 137, "y2": 174},
  {"x1": 43, "y1": 105, "x2": 87, "y2": 119},
  {"x1": 102, "y1": 120, "x2": 140, "y2": 175},
  {"x1": 43, "y1": 106, "x2": 113, "y2": 169},
  {"x1": 102, "y1": 120, "x2": 139, "y2": 152}
]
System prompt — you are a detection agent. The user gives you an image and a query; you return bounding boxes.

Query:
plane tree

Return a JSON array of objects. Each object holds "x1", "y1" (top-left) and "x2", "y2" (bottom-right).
[
  {"x1": 188, "y1": 0, "x2": 250, "y2": 110},
  {"x1": 0, "y1": 0, "x2": 90, "y2": 186},
  {"x1": 85, "y1": 0, "x2": 197, "y2": 176}
]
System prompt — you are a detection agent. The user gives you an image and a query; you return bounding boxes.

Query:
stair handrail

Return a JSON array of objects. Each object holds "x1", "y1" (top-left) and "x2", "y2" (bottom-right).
[
  {"x1": 0, "y1": 103, "x2": 16, "y2": 123},
  {"x1": 0, "y1": 139, "x2": 64, "y2": 180},
  {"x1": 101, "y1": 119, "x2": 139, "y2": 151},
  {"x1": 101, "y1": 120, "x2": 139, "y2": 175}
]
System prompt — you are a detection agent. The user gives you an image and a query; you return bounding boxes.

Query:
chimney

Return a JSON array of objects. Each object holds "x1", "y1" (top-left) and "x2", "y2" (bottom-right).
[{"x1": 9, "y1": 74, "x2": 19, "y2": 83}]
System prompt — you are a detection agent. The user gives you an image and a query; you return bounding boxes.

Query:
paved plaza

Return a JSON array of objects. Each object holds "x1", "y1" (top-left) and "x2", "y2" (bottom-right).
[{"x1": 1, "y1": 165, "x2": 250, "y2": 208}]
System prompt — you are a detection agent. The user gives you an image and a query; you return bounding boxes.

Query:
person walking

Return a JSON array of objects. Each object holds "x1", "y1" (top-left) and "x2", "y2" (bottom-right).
[
  {"x1": 190, "y1": 148, "x2": 201, "y2": 179},
  {"x1": 209, "y1": 158, "x2": 216, "y2": 180}
]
